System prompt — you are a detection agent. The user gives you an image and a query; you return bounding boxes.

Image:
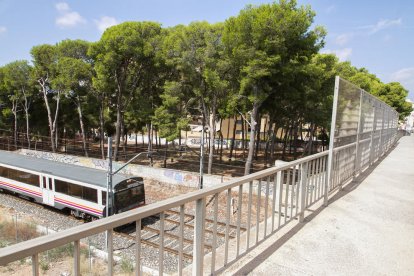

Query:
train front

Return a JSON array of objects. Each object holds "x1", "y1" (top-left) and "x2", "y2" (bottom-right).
[{"x1": 111, "y1": 177, "x2": 145, "y2": 215}]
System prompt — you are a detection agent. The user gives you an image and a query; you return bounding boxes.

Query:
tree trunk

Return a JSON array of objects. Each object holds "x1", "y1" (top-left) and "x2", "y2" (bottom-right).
[
  {"x1": 308, "y1": 123, "x2": 315, "y2": 155},
  {"x1": 293, "y1": 122, "x2": 298, "y2": 160},
  {"x1": 135, "y1": 132, "x2": 138, "y2": 152},
  {"x1": 76, "y1": 98, "x2": 88, "y2": 157},
  {"x1": 113, "y1": 81, "x2": 123, "y2": 161},
  {"x1": 25, "y1": 108, "x2": 30, "y2": 149},
  {"x1": 54, "y1": 94, "x2": 60, "y2": 150},
  {"x1": 13, "y1": 110, "x2": 17, "y2": 149},
  {"x1": 22, "y1": 95, "x2": 31, "y2": 150},
  {"x1": 147, "y1": 123, "x2": 153, "y2": 166},
  {"x1": 219, "y1": 119, "x2": 223, "y2": 162},
  {"x1": 121, "y1": 121, "x2": 126, "y2": 159},
  {"x1": 207, "y1": 103, "x2": 217, "y2": 175},
  {"x1": 11, "y1": 99, "x2": 18, "y2": 149},
  {"x1": 241, "y1": 115, "x2": 246, "y2": 160},
  {"x1": 38, "y1": 78, "x2": 56, "y2": 152},
  {"x1": 244, "y1": 101, "x2": 260, "y2": 175},
  {"x1": 264, "y1": 118, "x2": 274, "y2": 163},
  {"x1": 254, "y1": 114, "x2": 261, "y2": 160},
  {"x1": 99, "y1": 102, "x2": 105, "y2": 159},
  {"x1": 282, "y1": 125, "x2": 290, "y2": 160},
  {"x1": 155, "y1": 129, "x2": 159, "y2": 148},
  {"x1": 270, "y1": 125, "x2": 278, "y2": 161},
  {"x1": 229, "y1": 115, "x2": 237, "y2": 161}
]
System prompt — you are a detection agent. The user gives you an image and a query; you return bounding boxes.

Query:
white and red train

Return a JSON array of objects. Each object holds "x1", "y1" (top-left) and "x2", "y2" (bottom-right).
[{"x1": 0, "y1": 150, "x2": 145, "y2": 219}]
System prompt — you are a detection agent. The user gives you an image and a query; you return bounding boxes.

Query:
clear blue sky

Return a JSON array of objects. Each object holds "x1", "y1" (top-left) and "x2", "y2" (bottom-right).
[{"x1": 0, "y1": 0, "x2": 413, "y2": 100}]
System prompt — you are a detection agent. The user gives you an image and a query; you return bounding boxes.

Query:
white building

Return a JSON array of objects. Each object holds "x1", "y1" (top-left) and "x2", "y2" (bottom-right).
[{"x1": 403, "y1": 99, "x2": 414, "y2": 132}]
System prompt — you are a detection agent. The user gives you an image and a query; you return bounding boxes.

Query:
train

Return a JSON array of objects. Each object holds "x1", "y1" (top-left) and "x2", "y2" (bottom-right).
[{"x1": 0, "y1": 150, "x2": 145, "y2": 219}]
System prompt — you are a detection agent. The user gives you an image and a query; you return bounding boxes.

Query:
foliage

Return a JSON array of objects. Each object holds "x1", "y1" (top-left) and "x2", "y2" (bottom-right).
[{"x1": 119, "y1": 256, "x2": 134, "y2": 274}]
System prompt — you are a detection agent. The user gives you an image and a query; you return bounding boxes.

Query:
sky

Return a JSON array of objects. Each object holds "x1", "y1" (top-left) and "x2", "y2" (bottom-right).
[{"x1": 0, "y1": 0, "x2": 413, "y2": 100}]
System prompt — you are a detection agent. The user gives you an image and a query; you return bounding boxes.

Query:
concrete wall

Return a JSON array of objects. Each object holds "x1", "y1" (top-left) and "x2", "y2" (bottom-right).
[{"x1": 18, "y1": 149, "x2": 232, "y2": 188}]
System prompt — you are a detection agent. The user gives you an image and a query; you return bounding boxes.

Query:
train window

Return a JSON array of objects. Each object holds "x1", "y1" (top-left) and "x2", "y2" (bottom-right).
[
  {"x1": 83, "y1": 186, "x2": 97, "y2": 203},
  {"x1": 55, "y1": 179, "x2": 68, "y2": 194},
  {"x1": 68, "y1": 184, "x2": 82, "y2": 199},
  {"x1": 55, "y1": 179, "x2": 97, "y2": 203},
  {"x1": 0, "y1": 165, "x2": 39, "y2": 187},
  {"x1": 0, "y1": 166, "x2": 7, "y2": 178}
]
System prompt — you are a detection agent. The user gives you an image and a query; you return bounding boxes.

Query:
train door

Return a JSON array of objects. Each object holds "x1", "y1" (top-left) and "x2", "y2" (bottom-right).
[{"x1": 41, "y1": 175, "x2": 54, "y2": 206}]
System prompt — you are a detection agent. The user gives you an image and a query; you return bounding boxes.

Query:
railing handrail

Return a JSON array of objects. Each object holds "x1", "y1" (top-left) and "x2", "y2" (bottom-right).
[{"x1": 0, "y1": 149, "x2": 329, "y2": 265}]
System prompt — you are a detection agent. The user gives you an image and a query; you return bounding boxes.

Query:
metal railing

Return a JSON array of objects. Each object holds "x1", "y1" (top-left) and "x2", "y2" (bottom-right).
[{"x1": 0, "y1": 77, "x2": 401, "y2": 275}]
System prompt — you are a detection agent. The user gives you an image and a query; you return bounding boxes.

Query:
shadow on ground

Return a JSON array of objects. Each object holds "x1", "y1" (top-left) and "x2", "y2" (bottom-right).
[{"x1": 228, "y1": 142, "x2": 399, "y2": 276}]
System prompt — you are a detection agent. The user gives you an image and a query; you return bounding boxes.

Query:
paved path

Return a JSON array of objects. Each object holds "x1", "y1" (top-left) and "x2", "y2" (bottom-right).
[{"x1": 228, "y1": 135, "x2": 414, "y2": 276}]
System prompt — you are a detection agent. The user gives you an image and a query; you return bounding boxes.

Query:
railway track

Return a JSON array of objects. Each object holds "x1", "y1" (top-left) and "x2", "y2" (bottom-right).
[{"x1": 115, "y1": 210, "x2": 246, "y2": 262}]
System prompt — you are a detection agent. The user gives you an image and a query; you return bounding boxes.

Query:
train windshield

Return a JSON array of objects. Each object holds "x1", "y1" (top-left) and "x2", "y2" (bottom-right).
[{"x1": 114, "y1": 178, "x2": 145, "y2": 213}]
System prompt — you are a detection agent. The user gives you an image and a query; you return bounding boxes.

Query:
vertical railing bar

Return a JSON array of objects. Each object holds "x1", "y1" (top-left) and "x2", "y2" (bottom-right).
[
  {"x1": 32, "y1": 254, "x2": 39, "y2": 276},
  {"x1": 316, "y1": 157, "x2": 321, "y2": 199},
  {"x1": 316, "y1": 157, "x2": 323, "y2": 200},
  {"x1": 246, "y1": 181, "x2": 253, "y2": 250},
  {"x1": 325, "y1": 76, "x2": 340, "y2": 205},
  {"x1": 256, "y1": 179, "x2": 261, "y2": 244},
  {"x1": 159, "y1": 212, "x2": 165, "y2": 276},
  {"x1": 314, "y1": 158, "x2": 319, "y2": 200},
  {"x1": 178, "y1": 206, "x2": 184, "y2": 276},
  {"x1": 271, "y1": 173, "x2": 277, "y2": 232},
  {"x1": 74, "y1": 240, "x2": 80, "y2": 276},
  {"x1": 321, "y1": 156, "x2": 327, "y2": 198},
  {"x1": 322, "y1": 156, "x2": 327, "y2": 197},
  {"x1": 311, "y1": 160, "x2": 315, "y2": 204},
  {"x1": 354, "y1": 90, "x2": 364, "y2": 177},
  {"x1": 284, "y1": 168, "x2": 290, "y2": 223},
  {"x1": 236, "y1": 185, "x2": 243, "y2": 257},
  {"x1": 277, "y1": 171, "x2": 283, "y2": 228},
  {"x1": 211, "y1": 194, "x2": 218, "y2": 274},
  {"x1": 299, "y1": 162, "x2": 308, "y2": 222},
  {"x1": 135, "y1": 220, "x2": 142, "y2": 276},
  {"x1": 290, "y1": 166, "x2": 296, "y2": 219},
  {"x1": 305, "y1": 161, "x2": 310, "y2": 208},
  {"x1": 193, "y1": 198, "x2": 206, "y2": 276},
  {"x1": 309, "y1": 160, "x2": 314, "y2": 204},
  {"x1": 107, "y1": 229, "x2": 113, "y2": 276},
  {"x1": 264, "y1": 176, "x2": 270, "y2": 238},
  {"x1": 295, "y1": 165, "x2": 300, "y2": 217},
  {"x1": 225, "y1": 188, "x2": 231, "y2": 265},
  {"x1": 336, "y1": 154, "x2": 340, "y2": 188}
]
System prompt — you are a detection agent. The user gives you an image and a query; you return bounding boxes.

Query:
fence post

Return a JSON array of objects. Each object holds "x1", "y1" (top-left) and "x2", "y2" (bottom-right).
[
  {"x1": 193, "y1": 198, "x2": 206, "y2": 276},
  {"x1": 369, "y1": 102, "x2": 377, "y2": 165},
  {"x1": 354, "y1": 90, "x2": 364, "y2": 177},
  {"x1": 325, "y1": 76, "x2": 340, "y2": 206},
  {"x1": 299, "y1": 162, "x2": 308, "y2": 223},
  {"x1": 32, "y1": 254, "x2": 39, "y2": 276}
]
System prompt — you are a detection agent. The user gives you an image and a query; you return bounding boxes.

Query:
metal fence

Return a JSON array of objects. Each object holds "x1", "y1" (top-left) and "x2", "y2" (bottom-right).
[
  {"x1": 0, "y1": 76, "x2": 401, "y2": 276},
  {"x1": 326, "y1": 76, "x2": 399, "y2": 193}
]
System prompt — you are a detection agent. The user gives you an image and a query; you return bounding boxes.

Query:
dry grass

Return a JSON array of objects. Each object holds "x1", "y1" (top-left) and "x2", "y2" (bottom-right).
[{"x1": 0, "y1": 210, "x2": 39, "y2": 248}]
